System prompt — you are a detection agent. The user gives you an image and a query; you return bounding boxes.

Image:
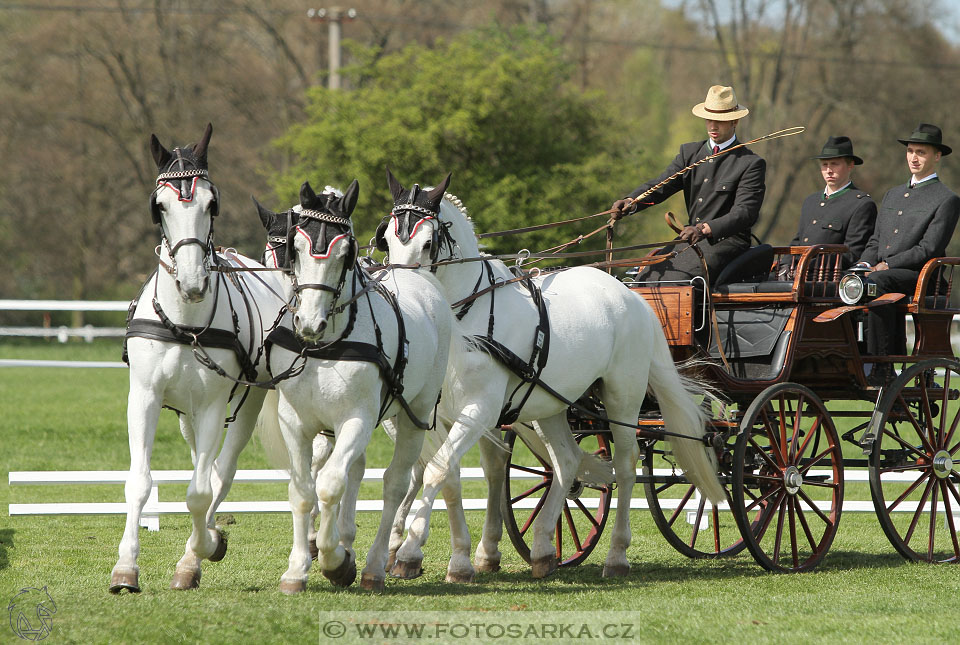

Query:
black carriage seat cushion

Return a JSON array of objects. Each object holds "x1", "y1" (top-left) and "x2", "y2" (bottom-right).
[
  {"x1": 712, "y1": 244, "x2": 775, "y2": 287},
  {"x1": 708, "y1": 306, "x2": 793, "y2": 359}
]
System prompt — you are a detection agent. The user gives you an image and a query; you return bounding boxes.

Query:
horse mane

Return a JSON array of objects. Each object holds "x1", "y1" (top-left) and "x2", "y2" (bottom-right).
[{"x1": 440, "y1": 192, "x2": 485, "y2": 251}]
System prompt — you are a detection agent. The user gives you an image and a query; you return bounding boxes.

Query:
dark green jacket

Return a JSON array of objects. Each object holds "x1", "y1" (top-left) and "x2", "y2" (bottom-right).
[
  {"x1": 790, "y1": 184, "x2": 877, "y2": 268},
  {"x1": 860, "y1": 179, "x2": 960, "y2": 270}
]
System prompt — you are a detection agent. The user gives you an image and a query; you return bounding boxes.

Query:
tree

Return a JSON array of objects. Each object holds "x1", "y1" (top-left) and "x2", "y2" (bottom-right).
[{"x1": 271, "y1": 25, "x2": 665, "y2": 258}]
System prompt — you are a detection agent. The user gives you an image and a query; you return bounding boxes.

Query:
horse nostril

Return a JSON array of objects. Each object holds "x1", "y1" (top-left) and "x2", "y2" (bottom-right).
[{"x1": 293, "y1": 314, "x2": 302, "y2": 330}]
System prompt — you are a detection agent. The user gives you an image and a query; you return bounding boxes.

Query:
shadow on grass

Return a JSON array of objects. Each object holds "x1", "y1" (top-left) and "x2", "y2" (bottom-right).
[
  {"x1": 0, "y1": 528, "x2": 12, "y2": 570},
  {"x1": 817, "y1": 550, "x2": 908, "y2": 570}
]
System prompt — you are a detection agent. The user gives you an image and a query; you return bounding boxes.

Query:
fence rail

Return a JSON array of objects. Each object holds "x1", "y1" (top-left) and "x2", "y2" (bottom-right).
[{"x1": 10, "y1": 468, "x2": 956, "y2": 532}]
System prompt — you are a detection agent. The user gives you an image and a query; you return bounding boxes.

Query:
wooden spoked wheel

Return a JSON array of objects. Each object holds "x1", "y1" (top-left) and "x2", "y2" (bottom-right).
[
  {"x1": 642, "y1": 428, "x2": 751, "y2": 558},
  {"x1": 501, "y1": 428, "x2": 612, "y2": 567},
  {"x1": 869, "y1": 358, "x2": 960, "y2": 563},
  {"x1": 732, "y1": 383, "x2": 844, "y2": 572}
]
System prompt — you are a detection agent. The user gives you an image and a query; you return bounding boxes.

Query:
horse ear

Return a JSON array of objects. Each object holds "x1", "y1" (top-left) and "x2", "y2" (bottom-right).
[
  {"x1": 300, "y1": 181, "x2": 317, "y2": 207},
  {"x1": 426, "y1": 172, "x2": 452, "y2": 208},
  {"x1": 150, "y1": 134, "x2": 171, "y2": 170},
  {"x1": 193, "y1": 123, "x2": 213, "y2": 167},
  {"x1": 386, "y1": 167, "x2": 404, "y2": 202},
  {"x1": 340, "y1": 179, "x2": 359, "y2": 216},
  {"x1": 251, "y1": 196, "x2": 275, "y2": 230}
]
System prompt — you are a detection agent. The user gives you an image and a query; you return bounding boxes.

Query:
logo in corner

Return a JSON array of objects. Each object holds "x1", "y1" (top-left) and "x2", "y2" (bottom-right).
[{"x1": 8, "y1": 586, "x2": 57, "y2": 641}]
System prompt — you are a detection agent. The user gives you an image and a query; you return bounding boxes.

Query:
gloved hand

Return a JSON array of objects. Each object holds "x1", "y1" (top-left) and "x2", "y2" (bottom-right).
[
  {"x1": 610, "y1": 198, "x2": 637, "y2": 220},
  {"x1": 679, "y1": 225, "x2": 705, "y2": 244}
]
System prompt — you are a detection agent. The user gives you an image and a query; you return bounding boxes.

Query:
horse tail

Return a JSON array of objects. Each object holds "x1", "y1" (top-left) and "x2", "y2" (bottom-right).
[
  {"x1": 646, "y1": 333, "x2": 726, "y2": 504},
  {"x1": 255, "y1": 389, "x2": 290, "y2": 471}
]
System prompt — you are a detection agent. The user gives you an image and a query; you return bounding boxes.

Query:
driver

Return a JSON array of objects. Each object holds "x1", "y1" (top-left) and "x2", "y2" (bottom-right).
[{"x1": 611, "y1": 85, "x2": 766, "y2": 282}]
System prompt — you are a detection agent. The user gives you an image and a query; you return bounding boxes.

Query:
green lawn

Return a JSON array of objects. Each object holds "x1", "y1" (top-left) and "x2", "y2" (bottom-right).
[{"x1": 1, "y1": 340, "x2": 958, "y2": 644}]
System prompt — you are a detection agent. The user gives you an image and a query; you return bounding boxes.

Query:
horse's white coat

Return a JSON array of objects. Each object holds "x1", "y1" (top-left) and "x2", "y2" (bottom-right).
[
  {"x1": 111, "y1": 177, "x2": 285, "y2": 591},
  {"x1": 384, "y1": 196, "x2": 725, "y2": 579},
  {"x1": 257, "y1": 226, "x2": 455, "y2": 591}
]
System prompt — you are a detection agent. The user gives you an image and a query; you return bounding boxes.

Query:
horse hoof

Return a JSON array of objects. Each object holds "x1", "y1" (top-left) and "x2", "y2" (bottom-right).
[
  {"x1": 279, "y1": 579, "x2": 307, "y2": 595},
  {"x1": 445, "y1": 569, "x2": 475, "y2": 584},
  {"x1": 108, "y1": 568, "x2": 141, "y2": 594},
  {"x1": 602, "y1": 563, "x2": 631, "y2": 578},
  {"x1": 531, "y1": 556, "x2": 558, "y2": 579},
  {"x1": 474, "y1": 559, "x2": 501, "y2": 574},
  {"x1": 208, "y1": 530, "x2": 228, "y2": 563},
  {"x1": 322, "y1": 552, "x2": 356, "y2": 588},
  {"x1": 389, "y1": 558, "x2": 423, "y2": 580},
  {"x1": 360, "y1": 573, "x2": 385, "y2": 592},
  {"x1": 170, "y1": 568, "x2": 201, "y2": 590}
]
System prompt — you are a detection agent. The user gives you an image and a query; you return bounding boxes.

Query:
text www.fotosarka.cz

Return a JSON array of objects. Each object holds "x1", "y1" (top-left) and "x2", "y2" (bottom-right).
[{"x1": 318, "y1": 611, "x2": 643, "y2": 643}]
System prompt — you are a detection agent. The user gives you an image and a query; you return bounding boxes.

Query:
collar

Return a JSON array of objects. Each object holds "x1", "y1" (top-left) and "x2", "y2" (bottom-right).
[
  {"x1": 911, "y1": 172, "x2": 939, "y2": 188},
  {"x1": 708, "y1": 135, "x2": 737, "y2": 152},
  {"x1": 824, "y1": 181, "x2": 852, "y2": 199}
]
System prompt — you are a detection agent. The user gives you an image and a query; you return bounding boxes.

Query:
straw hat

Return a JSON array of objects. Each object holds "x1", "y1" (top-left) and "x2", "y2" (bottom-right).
[{"x1": 691, "y1": 85, "x2": 750, "y2": 121}]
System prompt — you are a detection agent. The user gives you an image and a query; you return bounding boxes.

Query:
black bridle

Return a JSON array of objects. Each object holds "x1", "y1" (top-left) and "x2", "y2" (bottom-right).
[
  {"x1": 150, "y1": 147, "x2": 220, "y2": 277},
  {"x1": 377, "y1": 199, "x2": 458, "y2": 272},
  {"x1": 289, "y1": 207, "x2": 360, "y2": 333}
]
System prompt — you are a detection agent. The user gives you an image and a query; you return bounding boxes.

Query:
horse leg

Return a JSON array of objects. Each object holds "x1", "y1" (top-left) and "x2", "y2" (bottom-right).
[
  {"x1": 171, "y1": 404, "x2": 227, "y2": 590},
  {"x1": 205, "y1": 388, "x2": 268, "y2": 560},
  {"x1": 308, "y1": 433, "x2": 334, "y2": 560},
  {"x1": 278, "y1": 419, "x2": 317, "y2": 595},
  {"x1": 526, "y1": 413, "x2": 582, "y2": 579},
  {"x1": 393, "y1": 409, "x2": 487, "y2": 579},
  {"x1": 315, "y1": 417, "x2": 371, "y2": 587},
  {"x1": 110, "y1": 381, "x2": 162, "y2": 594},
  {"x1": 598, "y1": 374, "x2": 645, "y2": 577},
  {"x1": 440, "y1": 466, "x2": 475, "y2": 583},
  {"x1": 474, "y1": 433, "x2": 508, "y2": 574},
  {"x1": 362, "y1": 416, "x2": 426, "y2": 592},
  {"x1": 388, "y1": 456, "x2": 423, "y2": 571}
]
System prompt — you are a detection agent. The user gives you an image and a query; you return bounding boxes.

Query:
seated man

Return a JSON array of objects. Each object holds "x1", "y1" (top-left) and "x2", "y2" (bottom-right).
[
  {"x1": 783, "y1": 136, "x2": 876, "y2": 273},
  {"x1": 611, "y1": 85, "x2": 765, "y2": 282},
  {"x1": 854, "y1": 123, "x2": 960, "y2": 384}
]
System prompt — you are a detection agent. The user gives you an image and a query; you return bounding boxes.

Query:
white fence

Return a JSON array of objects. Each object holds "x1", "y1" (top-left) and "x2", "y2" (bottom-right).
[
  {"x1": 9, "y1": 468, "x2": 957, "y2": 532},
  {"x1": 0, "y1": 299, "x2": 127, "y2": 344}
]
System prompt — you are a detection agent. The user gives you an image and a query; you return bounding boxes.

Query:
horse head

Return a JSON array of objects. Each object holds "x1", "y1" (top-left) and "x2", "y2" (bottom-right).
[
  {"x1": 376, "y1": 168, "x2": 454, "y2": 270},
  {"x1": 289, "y1": 179, "x2": 359, "y2": 342},
  {"x1": 149, "y1": 123, "x2": 220, "y2": 303}
]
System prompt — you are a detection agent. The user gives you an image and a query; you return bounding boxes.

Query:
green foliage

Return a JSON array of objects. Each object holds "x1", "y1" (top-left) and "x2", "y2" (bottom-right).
[{"x1": 272, "y1": 25, "x2": 654, "y2": 256}]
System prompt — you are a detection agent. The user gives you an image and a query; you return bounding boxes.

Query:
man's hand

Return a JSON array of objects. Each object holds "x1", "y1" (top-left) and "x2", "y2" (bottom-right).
[
  {"x1": 679, "y1": 222, "x2": 710, "y2": 244},
  {"x1": 611, "y1": 198, "x2": 636, "y2": 220},
  {"x1": 679, "y1": 225, "x2": 705, "y2": 244},
  {"x1": 872, "y1": 261, "x2": 890, "y2": 271}
]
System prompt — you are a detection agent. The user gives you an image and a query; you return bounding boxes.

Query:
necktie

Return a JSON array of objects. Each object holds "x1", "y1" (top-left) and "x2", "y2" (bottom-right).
[{"x1": 713, "y1": 145, "x2": 719, "y2": 156}]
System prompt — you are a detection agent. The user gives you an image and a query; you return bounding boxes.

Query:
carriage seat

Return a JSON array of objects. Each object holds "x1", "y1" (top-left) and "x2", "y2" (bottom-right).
[{"x1": 712, "y1": 244, "x2": 775, "y2": 287}]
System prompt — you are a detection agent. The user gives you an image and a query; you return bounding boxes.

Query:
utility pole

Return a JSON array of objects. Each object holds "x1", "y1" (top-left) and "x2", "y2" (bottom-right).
[{"x1": 307, "y1": 7, "x2": 357, "y2": 90}]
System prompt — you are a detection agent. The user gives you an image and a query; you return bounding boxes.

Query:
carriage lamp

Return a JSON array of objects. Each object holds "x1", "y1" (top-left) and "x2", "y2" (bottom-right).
[{"x1": 839, "y1": 273, "x2": 877, "y2": 305}]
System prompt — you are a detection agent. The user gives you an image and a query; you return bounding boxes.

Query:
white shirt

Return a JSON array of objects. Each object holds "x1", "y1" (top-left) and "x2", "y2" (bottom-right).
[
  {"x1": 824, "y1": 181, "x2": 852, "y2": 197},
  {"x1": 911, "y1": 172, "x2": 938, "y2": 187},
  {"x1": 709, "y1": 135, "x2": 736, "y2": 152}
]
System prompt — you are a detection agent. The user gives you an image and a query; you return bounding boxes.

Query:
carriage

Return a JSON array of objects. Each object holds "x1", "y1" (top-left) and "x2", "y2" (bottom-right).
[{"x1": 500, "y1": 243, "x2": 960, "y2": 573}]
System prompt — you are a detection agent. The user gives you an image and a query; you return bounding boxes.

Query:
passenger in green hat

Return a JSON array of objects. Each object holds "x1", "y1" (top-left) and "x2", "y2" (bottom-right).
[
  {"x1": 785, "y1": 136, "x2": 877, "y2": 270},
  {"x1": 854, "y1": 123, "x2": 960, "y2": 385}
]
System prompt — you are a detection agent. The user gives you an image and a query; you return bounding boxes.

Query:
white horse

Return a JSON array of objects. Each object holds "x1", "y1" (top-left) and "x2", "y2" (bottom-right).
[
  {"x1": 256, "y1": 180, "x2": 456, "y2": 593},
  {"x1": 380, "y1": 171, "x2": 726, "y2": 579},
  {"x1": 110, "y1": 124, "x2": 285, "y2": 593}
]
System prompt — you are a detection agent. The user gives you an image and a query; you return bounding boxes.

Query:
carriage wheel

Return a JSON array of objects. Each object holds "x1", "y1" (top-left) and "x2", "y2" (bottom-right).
[
  {"x1": 643, "y1": 428, "x2": 751, "y2": 558},
  {"x1": 869, "y1": 358, "x2": 960, "y2": 563},
  {"x1": 501, "y1": 428, "x2": 612, "y2": 567},
  {"x1": 732, "y1": 383, "x2": 844, "y2": 572}
]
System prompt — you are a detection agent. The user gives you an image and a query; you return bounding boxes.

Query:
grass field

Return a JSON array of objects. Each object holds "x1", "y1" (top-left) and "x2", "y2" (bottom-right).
[{"x1": 2, "y1": 339, "x2": 959, "y2": 644}]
